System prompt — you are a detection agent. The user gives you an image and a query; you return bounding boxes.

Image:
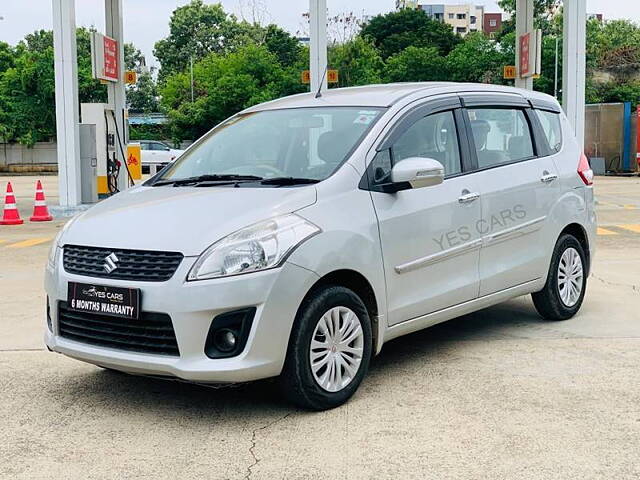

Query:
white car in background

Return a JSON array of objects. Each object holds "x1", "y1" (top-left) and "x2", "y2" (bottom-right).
[{"x1": 139, "y1": 141, "x2": 184, "y2": 174}]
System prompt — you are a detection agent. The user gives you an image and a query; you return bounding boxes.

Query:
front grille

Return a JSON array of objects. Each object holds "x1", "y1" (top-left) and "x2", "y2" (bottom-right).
[
  {"x1": 63, "y1": 245, "x2": 183, "y2": 282},
  {"x1": 58, "y1": 302, "x2": 180, "y2": 356}
]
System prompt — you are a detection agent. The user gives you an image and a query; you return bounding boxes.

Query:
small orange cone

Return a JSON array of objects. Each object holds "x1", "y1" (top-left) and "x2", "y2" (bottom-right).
[
  {"x1": 29, "y1": 180, "x2": 53, "y2": 222},
  {"x1": 0, "y1": 182, "x2": 24, "y2": 225}
]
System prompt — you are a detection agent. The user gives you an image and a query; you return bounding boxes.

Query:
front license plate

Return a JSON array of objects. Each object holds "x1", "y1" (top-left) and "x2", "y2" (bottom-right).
[{"x1": 68, "y1": 282, "x2": 140, "y2": 320}]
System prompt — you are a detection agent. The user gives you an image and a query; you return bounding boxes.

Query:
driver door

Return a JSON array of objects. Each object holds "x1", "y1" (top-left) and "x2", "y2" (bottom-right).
[{"x1": 367, "y1": 101, "x2": 482, "y2": 325}]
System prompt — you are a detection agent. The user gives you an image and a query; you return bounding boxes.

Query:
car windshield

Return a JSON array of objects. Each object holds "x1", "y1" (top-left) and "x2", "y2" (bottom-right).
[{"x1": 155, "y1": 107, "x2": 385, "y2": 184}]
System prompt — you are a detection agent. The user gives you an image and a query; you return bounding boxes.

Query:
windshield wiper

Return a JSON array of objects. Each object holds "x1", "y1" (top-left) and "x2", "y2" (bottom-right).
[
  {"x1": 259, "y1": 177, "x2": 320, "y2": 186},
  {"x1": 152, "y1": 174, "x2": 263, "y2": 187}
]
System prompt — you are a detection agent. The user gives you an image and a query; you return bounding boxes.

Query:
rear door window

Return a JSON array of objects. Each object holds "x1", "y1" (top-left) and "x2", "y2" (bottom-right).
[
  {"x1": 466, "y1": 108, "x2": 535, "y2": 169},
  {"x1": 537, "y1": 110, "x2": 563, "y2": 153}
]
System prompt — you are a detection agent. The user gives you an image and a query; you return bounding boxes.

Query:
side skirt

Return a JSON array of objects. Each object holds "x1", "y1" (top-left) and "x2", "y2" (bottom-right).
[{"x1": 383, "y1": 279, "x2": 542, "y2": 343}]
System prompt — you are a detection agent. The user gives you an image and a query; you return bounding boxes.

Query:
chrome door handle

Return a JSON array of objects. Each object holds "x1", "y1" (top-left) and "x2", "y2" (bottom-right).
[
  {"x1": 540, "y1": 173, "x2": 558, "y2": 183},
  {"x1": 458, "y1": 191, "x2": 480, "y2": 204}
]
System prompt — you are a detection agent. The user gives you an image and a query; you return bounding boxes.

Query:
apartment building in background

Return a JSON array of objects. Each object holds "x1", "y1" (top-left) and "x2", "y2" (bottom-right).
[
  {"x1": 483, "y1": 12, "x2": 502, "y2": 37},
  {"x1": 396, "y1": 1, "x2": 503, "y2": 37}
]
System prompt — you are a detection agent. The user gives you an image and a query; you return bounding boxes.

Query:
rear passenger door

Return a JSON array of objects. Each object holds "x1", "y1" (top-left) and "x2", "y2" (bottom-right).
[{"x1": 461, "y1": 95, "x2": 561, "y2": 296}]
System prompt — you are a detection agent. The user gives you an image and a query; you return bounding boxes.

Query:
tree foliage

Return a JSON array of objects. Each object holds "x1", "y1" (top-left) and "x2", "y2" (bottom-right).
[
  {"x1": 328, "y1": 37, "x2": 383, "y2": 87},
  {"x1": 160, "y1": 44, "x2": 305, "y2": 141},
  {"x1": 153, "y1": 0, "x2": 265, "y2": 81},
  {"x1": 0, "y1": 27, "x2": 111, "y2": 145},
  {"x1": 383, "y1": 46, "x2": 449, "y2": 83},
  {"x1": 446, "y1": 33, "x2": 510, "y2": 83},
  {"x1": 360, "y1": 8, "x2": 461, "y2": 59}
]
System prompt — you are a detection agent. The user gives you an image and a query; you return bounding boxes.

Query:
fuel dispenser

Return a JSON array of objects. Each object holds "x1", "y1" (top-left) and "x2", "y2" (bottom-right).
[{"x1": 80, "y1": 103, "x2": 133, "y2": 199}]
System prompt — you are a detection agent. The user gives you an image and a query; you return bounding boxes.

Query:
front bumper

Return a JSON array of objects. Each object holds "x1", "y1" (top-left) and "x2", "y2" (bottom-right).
[{"x1": 45, "y1": 253, "x2": 318, "y2": 382}]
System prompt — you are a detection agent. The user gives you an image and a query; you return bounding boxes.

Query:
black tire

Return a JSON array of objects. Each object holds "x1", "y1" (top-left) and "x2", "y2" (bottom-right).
[
  {"x1": 532, "y1": 234, "x2": 587, "y2": 320},
  {"x1": 280, "y1": 285, "x2": 372, "y2": 410}
]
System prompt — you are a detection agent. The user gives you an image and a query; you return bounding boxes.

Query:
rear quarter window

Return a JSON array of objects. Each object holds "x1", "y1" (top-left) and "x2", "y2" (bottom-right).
[{"x1": 537, "y1": 110, "x2": 563, "y2": 154}]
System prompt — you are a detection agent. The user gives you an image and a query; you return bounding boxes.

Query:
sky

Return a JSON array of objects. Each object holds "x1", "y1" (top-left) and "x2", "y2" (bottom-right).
[{"x1": 1, "y1": 0, "x2": 639, "y2": 68}]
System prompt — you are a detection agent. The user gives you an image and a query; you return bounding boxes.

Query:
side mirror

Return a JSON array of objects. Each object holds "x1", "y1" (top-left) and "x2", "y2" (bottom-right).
[{"x1": 391, "y1": 157, "x2": 444, "y2": 190}]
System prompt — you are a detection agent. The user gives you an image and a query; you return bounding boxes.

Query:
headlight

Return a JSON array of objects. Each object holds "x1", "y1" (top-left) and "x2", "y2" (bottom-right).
[
  {"x1": 187, "y1": 214, "x2": 320, "y2": 281},
  {"x1": 47, "y1": 216, "x2": 78, "y2": 270},
  {"x1": 47, "y1": 230, "x2": 64, "y2": 270}
]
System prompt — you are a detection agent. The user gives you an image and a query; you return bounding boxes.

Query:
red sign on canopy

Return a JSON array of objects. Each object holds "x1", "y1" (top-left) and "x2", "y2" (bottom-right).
[
  {"x1": 519, "y1": 33, "x2": 531, "y2": 78},
  {"x1": 103, "y1": 36, "x2": 118, "y2": 81}
]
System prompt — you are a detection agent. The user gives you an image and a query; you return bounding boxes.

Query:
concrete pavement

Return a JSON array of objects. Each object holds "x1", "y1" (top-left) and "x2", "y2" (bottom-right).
[{"x1": 0, "y1": 175, "x2": 639, "y2": 479}]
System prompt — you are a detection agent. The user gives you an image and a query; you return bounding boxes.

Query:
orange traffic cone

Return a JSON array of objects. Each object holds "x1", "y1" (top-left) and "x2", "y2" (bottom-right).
[
  {"x1": 29, "y1": 180, "x2": 53, "y2": 222},
  {"x1": 0, "y1": 182, "x2": 24, "y2": 225}
]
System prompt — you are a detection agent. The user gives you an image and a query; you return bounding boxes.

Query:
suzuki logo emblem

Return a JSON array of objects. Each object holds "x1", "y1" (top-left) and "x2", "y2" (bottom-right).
[{"x1": 103, "y1": 253, "x2": 120, "y2": 274}]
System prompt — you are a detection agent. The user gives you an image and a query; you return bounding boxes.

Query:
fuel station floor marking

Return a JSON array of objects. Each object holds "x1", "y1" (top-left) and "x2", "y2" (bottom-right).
[
  {"x1": 5, "y1": 238, "x2": 52, "y2": 249},
  {"x1": 619, "y1": 224, "x2": 640, "y2": 234},
  {"x1": 597, "y1": 227, "x2": 618, "y2": 236}
]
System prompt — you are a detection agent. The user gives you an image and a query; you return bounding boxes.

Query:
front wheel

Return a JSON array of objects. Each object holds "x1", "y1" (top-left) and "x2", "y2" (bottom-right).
[
  {"x1": 280, "y1": 285, "x2": 372, "y2": 410},
  {"x1": 532, "y1": 234, "x2": 587, "y2": 320}
]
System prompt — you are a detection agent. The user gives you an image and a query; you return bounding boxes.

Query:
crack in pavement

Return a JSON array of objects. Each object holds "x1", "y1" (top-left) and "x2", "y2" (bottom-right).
[
  {"x1": 243, "y1": 412, "x2": 292, "y2": 480},
  {"x1": 591, "y1": 273, "x2": 640, "y2": 294}
]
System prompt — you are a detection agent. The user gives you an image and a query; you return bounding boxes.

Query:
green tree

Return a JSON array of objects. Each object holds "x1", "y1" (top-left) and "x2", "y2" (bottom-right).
[
  {"x1": 0, "y1": 45, "x2": 56, "y2": 145},
  {"x1": 123, "y1": 43, "x2": 160, "y2": 113},
  {"x1": 124, "y1": 44, "x2": 146, "y2": 71},
  {"x1": 599, "y1": 82, "x2": 640, "y2": 107},
  {"x1": 20, "y1": 30, "x2": 54, "y2": 53},
  {"x1": 446, "y1": 33, "x2": 509, "y2": 83},
  {"x1": 495, "y1": 0, "x2": 560, "y2": 40},
  {"x1": 263, "y1": 24, "x2": 303, "y2": 67},
  {"x1": 360, "y1": 8, "x2": 460, "y2": 59},
  {"x1": 0, "y1": 28, "x2": 147, "y2": 145},
  {"x1": 588, "y1": 19, "x2": 640, "y2": 72},
  {"x1": 127, "y1": 71, "x2": 159, "y2": 113},
  {"x1": 153, "y1": 0, "x2": 265, "y2": 81},
  {"x1": 328, "y1": 37, "x2": 383, "y2": 87},
  {"x1": 383, "y1": 46, "x2": 449, "y2": 83},
  {"x1": 0, "y1": 42, "x2": 14, "y2": 75},
  {"x1": 161, "y1": 44, "x2": 302, "y2": 142},
  {"x1": 498, "y1": 0, "x2": 560, "y2": 17}
]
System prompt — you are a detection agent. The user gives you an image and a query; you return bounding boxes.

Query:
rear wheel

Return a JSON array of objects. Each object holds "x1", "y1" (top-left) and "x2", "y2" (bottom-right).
[
  {"x1": 532, "y1": 234, "x2": 587, "y2": 320},
  {"x1": 280, "y1": 285, "x2": 372, "y2": 410}
]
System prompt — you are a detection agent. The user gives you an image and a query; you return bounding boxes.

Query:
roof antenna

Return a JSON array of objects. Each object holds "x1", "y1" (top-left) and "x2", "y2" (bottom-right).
[{"x1": 315, "y1": 64, "x2": 328, "y2": 99}]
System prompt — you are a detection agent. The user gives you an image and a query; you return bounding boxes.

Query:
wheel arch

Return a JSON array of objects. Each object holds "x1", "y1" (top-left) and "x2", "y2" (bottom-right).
[
  {"x1": 559, "y1": 223, "x2": 591, "y2": 275},
  {"x1": 300, "y1": 269, "x2": 382, "y2": 355}
]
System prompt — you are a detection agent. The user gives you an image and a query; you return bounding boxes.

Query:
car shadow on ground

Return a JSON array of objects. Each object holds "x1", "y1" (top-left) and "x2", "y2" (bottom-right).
[{"x1": 50, "y1": 296, "x2": 546, "y2": 417}]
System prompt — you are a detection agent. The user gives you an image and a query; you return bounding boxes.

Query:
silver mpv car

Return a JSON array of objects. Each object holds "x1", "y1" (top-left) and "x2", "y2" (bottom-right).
[{"x1": 45, "y1": 83, "x2": 596, "y2": 410}]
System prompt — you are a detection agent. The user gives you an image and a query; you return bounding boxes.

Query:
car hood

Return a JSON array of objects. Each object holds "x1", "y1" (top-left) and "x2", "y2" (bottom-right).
[{"x1": 61, "y1": 185, "x2": 317, "y2": 256}]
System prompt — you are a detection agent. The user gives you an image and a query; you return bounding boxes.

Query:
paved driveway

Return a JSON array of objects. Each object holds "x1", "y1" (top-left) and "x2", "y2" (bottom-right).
[{"x1": 1, "y1": 175, "x2": 639, "y2": 479}]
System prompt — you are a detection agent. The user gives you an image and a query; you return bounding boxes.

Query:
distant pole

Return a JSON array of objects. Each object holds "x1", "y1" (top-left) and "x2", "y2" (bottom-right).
[
  {"x1": 309, "y1": 0, "x2": 327, "y2": 93},
  {"x1": 190, "y1": 56, "x2": 194, "y2": 102},
  {"x1": 554, "y1": 36, "x2": 559, "y2": 99}
]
